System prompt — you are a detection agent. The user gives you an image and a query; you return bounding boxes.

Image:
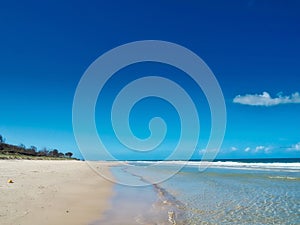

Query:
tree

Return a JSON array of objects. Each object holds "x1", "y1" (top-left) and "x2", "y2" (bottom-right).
[
  {"x1": 48, "y1": 149, "x2": 59, "y2": 157},
  {"x1": 30, "y1": 146, "x2": 37, "y2": 152},
  {"x1": 52, "y1": 149, "x2": 59, "y2": 157},
  {"x1": 0, "y1": 135, "x2": 4, "y2": 150},
  {"x1": 0, "y1": 134, "x2": 5, "y2": 143},
  {"x1": 65, "y1": 152, "x2": 73, "y2": 158},
  {"x1": 26, "y1": 146, "x2": 38, "y2": 156},
  {"x1": 38, "y1": 147, "x2": 49, "y2": 156},
  {"x1": 19, "y1": 144, "x2": 26, "y2": 149}
]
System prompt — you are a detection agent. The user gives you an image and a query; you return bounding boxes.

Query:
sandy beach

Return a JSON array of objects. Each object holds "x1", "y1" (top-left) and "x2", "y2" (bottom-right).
[{"x1": 0, "y1": 160, "x2": 113, "y2": 225}]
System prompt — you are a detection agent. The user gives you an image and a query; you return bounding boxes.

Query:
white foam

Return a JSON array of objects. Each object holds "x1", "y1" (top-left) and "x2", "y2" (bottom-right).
[
  {"x1": 268, "y1": 176, "x2": 299, "y2": 180},
  {"x1": 132, "y1": 161, "x2": 300, "y2": 171}
]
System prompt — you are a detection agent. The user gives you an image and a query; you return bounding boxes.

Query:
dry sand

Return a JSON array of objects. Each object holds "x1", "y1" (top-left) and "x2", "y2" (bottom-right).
[{"x1": 0, "y1": 160, "x2": 114, "y2": 225}]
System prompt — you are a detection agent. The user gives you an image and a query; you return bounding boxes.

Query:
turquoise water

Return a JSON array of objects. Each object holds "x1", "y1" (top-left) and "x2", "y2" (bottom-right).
[{"x1": 100, "y1": 161, "x2": 300, "y2": 224}]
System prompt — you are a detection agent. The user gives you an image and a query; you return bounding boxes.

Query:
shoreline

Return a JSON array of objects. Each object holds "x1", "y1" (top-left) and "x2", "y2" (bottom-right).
[
  {"x1": 0, "y1": 160, "x2": 114, "y2": 225},
  {"x1": 100, "y1": 165, "x2": 186, "y2": 224}
]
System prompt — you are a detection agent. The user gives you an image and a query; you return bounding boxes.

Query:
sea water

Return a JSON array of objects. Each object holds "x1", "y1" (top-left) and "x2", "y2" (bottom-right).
[
  {"x1": 97, "y1": 166, "x2": 175, "y2": 224},
  {"x1": 99, "y1": 159, "x2": 300, "y2": 225}
]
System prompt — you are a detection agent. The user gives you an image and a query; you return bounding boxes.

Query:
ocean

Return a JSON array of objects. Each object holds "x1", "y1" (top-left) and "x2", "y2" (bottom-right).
[{"x1": 98, "y1": 158, "x2": 300, "y2": 225}]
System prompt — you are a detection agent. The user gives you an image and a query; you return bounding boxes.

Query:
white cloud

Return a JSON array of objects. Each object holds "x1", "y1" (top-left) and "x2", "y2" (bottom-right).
[
  {"x1": 244, "y1": 147, "x2": 251, "y2": 152},
  {"x1": 287, "y1": 142, "x2": 300, "y2": 152},
  {"x1": 231, "y1": 146, "x2": 238, "y2": 151},
  {"x1": 243, "y1": 145, "x2": 272, "y2": 154},
  {"x1": 199, "y1": 148, "x2": 219, "y2": 154},
  {"x1": 254, "y1": 145, "x2": 272, "y2": 154},
  {"x1": 233, "y1": 92, "x2": 300, "y2": 106},
  {"x1": 199, "y1": 149, "x2": 205, "y2": 154},
  {"x1": 255, "y1": 145, "x2": 265, "y2": 152}
]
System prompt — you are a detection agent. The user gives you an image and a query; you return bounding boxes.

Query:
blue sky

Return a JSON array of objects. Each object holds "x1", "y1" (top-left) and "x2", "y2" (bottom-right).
[{"x1": 0, "y1": 0, "x2": 299, "y2": 160}]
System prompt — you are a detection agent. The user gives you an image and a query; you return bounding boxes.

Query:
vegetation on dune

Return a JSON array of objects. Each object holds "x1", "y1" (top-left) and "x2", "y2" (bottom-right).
[{"x1": 0, "y1": 134, "x2": 77, "y2": 160}]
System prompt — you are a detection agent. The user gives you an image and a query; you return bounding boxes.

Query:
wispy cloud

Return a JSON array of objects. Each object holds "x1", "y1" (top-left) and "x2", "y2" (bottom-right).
[
  {"x1": 287, "y1": 142, "x2": 300, "y2": 152},
  {"x1": 294, "y1": 142, "x2": 300, "y2": 151},
  {"x1": 244, "y1": 147, "x2": 251, "y2": 152},
  {"x1": 199, "y1": 148, "x2": 218, "y2": 154},
  {"x1": 243, "y1": 145, "x2": 273, "y2": 154},
  {"x1": 255, "y1": 145, "x2": 265, "y2": 152},
  {"x1": 231, "y1": 146, "x2": 238, "y2": 151},
  {"x1": 254, "y1": 145, "x2": 272, "y2": 153},
  {"x1": 200, "y1": 143, "x2": 299, "y2": 156},
  {"x1": 233, "y1": 92, "x2": 300, "y2": 106}
]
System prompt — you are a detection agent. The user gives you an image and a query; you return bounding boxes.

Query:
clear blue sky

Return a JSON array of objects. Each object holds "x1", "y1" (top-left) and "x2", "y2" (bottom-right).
[{"x1": 0, "y1": 0, "x2": 299, "y2": 159}]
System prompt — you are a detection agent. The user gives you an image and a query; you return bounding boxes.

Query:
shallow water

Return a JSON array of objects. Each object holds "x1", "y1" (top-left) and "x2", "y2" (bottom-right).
[
  {"x1": 97, "y1": 166, "x2": 182, "y2": 224},
  {"x1": 99, "y1": 162, "x2": 300, "y2": 225}
]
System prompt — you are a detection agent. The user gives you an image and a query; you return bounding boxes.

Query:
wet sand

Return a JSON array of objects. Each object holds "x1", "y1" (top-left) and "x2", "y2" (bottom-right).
[{"x1": 0, "y1": 160, "x2": 113, "y2": 225}]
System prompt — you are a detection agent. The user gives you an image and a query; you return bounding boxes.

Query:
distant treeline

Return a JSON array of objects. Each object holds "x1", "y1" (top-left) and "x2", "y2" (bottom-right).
[{"x1": 0, "y1": 134, "x2": 74, "y2": 159}]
